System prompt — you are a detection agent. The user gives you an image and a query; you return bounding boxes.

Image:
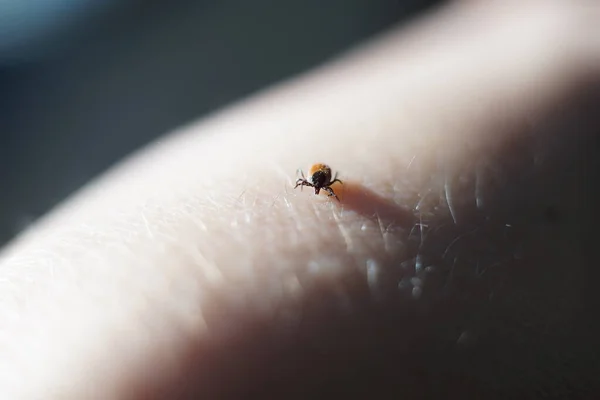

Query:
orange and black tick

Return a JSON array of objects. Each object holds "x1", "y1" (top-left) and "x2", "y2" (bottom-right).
[{"x1": 294, "y1": 163, "x2": 343, "y2": 201}]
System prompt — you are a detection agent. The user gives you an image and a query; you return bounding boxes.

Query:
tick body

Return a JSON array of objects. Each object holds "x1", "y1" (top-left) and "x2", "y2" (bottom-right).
[{"x1": 294, "y1": 163, "x2": 343, "y2": 201}]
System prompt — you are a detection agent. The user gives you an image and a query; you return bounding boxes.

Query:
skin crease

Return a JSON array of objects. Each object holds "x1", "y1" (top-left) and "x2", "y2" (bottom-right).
[{"x1": 1, "y1": 0, "x2": 600, "y2": 398}]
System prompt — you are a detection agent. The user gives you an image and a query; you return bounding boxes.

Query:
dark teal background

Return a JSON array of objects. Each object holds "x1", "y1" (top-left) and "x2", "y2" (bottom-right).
[{"x1": 0, "y1": 0, "x2": 439, "y2": 245}]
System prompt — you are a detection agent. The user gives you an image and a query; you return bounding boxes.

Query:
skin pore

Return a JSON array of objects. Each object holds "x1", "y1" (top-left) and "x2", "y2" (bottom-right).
[{"x1": 1, "y1": 0, "x2": 600, "y2": 398}]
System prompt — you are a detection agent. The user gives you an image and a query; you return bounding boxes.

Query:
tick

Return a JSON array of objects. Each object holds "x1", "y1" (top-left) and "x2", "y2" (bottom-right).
[{"x1": 294, "y1": 163, "x2": 343, "y2": 201}]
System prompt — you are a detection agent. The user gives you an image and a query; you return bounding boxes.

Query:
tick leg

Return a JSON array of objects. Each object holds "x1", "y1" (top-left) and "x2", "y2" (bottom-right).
[
  {"x1": 294, "y1": 179, "x2": 313, "y2": 191},
  {"x1": 329, "y1": 172, "x2": 343, "y2": 186},
  {"x1": 323, "y1": 186, "x2": 340, "y2": 201}
]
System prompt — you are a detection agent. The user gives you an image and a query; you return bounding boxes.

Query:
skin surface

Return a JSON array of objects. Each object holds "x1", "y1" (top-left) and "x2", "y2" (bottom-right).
[{"x1": 1, "y1": 0, "x2": 600, "y2": 398}]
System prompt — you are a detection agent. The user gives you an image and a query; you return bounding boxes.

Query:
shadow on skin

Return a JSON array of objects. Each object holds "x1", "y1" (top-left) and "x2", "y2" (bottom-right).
[{"x1": 331, "y1": 181, "x2": 416, "y2": 229}]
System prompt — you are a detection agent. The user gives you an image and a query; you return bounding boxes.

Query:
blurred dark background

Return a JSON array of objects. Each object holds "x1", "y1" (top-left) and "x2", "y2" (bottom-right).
[{"x1": 0, "y1": 0, "x2": 440, "y2": 246}]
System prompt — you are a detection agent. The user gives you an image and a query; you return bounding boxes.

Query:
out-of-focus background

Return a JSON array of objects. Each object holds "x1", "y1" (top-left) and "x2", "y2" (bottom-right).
[{"x1": 0, "y1": 0, "x2": 440, "y2": 247}]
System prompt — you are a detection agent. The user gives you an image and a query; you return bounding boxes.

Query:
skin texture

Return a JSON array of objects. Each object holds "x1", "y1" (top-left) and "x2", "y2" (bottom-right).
[{"x1": 1, "y1": 0, "x2": 600, "y2": 398}]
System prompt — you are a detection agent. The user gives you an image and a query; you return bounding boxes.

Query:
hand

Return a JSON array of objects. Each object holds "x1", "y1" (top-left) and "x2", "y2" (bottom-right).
[{"x1": 1, "y1": 0, "x2": 599, "y2": 398}]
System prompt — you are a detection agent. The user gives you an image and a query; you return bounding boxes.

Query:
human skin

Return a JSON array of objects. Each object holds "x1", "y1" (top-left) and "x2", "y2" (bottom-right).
[{"x1": 1, "y1": 0, "x2": 600, "y2": 398}]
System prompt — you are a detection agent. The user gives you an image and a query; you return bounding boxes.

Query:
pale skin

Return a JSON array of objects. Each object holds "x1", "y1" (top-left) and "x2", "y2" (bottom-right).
[{"x1": 1, "y1": 0, "x2": 600, "y2": 398}]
